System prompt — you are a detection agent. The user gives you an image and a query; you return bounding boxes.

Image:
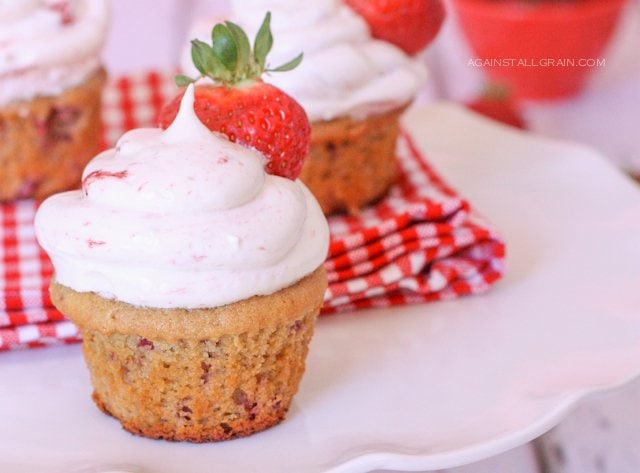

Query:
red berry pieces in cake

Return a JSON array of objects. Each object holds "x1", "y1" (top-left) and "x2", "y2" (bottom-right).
[
  {"x1": 34, "y1": 106, "x2": 81, "y2": 150},
  {"x1": 345, "y1": 0, "x2": 446, "y2": 55},
  {"x1": 46, "y1": 106, "x2": 80, "y2": 141},
  {"x1": 17, "y1": 179, "x2": 41, "y2": 200},
  {"x1": 232, "y1": 388, "x2": 258, "y2": 420},
  {"x1": 137, "y1": 338, "x2": 154, "y2": 351},
  {"x1": 158, "y1": 13, "x2": 311, "y2": 180}
]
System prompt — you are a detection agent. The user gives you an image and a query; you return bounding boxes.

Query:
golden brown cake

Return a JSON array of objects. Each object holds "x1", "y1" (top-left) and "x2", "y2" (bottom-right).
[
  {"x1": 301, "y1": 107, "x2": 406, "y2": 215},
  {"x1": 50, "y1": 267, "x2": 327, "y2": 442},
  {"x1": 0, "y1": 69, "x2": 106, "y2": 201}
]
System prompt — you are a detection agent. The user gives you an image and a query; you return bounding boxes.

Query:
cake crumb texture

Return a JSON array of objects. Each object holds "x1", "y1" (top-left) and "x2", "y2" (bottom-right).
[
  {"x1": 300, "y1": 107, "x2": 405, "y2": 215},
  {"x1": 52, "y1": 267, "x2": 327, "y2": 442},
  {"x1": 86, "y1": 309, "x2": 315, "y2": 442},
  {"x1": 0, "y1": 69, "x2": 105, "y2": 202}
]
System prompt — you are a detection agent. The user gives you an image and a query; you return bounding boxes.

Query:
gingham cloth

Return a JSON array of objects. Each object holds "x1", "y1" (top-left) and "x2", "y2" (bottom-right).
[{"x1": 0, "y1": 72, "x2": 505, "y2": 351}]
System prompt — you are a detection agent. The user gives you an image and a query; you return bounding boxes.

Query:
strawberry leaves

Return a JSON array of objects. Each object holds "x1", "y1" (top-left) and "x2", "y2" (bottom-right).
[
  {"x1": 166, "y1": 11, "x2": 312, "y2": 180},
  {"x1": 269, "y1": 54, "x2": 303, "y2": 72},
  {"x1": 177, "y1": 12, "x2": 304, "y2": 88},
  {"x1": 212, "y1": 24, "x2": 239, "y2": 72},
  {"x1": 254, "y1": 13, "x2": 274, "y2": 70},
  {"x1": 175, "y1": 75, "x2": 195, "y2": 87}
]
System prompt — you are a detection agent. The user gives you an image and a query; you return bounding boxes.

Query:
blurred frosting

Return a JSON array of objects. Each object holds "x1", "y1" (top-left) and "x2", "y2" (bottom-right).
[
  {"x1": 35, "y1": 85, "x2": 329, "y2": 309},
  {"x1": 181, "y1": 0, "x2": 427, "y2": 122},
  {"x1": 0, "y1": 0, "x2": 109, "y2": 106}
]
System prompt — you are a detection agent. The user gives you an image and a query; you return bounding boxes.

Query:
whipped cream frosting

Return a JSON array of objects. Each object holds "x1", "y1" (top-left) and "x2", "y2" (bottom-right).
[
  {"x1": 35, "y1": 85, "x2": 329, "y2": 309},
  {"x1": 0, "y1": 0, "x2": 109, "y2": 106},
  {"x1": 181, "y1": 0, "x2": 427, "y2": 122}
]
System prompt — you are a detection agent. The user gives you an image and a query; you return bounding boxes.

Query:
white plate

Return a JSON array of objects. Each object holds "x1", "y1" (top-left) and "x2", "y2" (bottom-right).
[{"x1": 2, "y1": 105, "x2": 640, "y2": 473}]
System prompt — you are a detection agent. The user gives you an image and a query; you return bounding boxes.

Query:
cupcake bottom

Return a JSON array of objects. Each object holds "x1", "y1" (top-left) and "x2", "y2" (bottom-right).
[
  {"x1": 0, "y1": 68, "x2": 106, "y2": 202},
  {"x1": 300, "y1": 107, "x2": 405, "y2": 215},
  {"x1": 50, "y1": 266, "x2": 327, "y2": 442}
]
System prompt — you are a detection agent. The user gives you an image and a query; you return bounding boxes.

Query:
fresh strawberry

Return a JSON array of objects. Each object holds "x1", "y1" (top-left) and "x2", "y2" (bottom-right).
[
  {"x1": 158, "y1": 13, "x2": 310, "y2": 180},
  {"x1": 345, "y1": 0, "x2": 446, "y2": 55},
  {"x1": 466, "y1": 84, "x2": 526, "y2": 129},
  {"x1": 161, "y1": 83, "x2": 309, "y2": 179}
]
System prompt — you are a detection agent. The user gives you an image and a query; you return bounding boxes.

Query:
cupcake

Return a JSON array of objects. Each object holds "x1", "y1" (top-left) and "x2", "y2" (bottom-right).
[
  {"x1": 181, "y1": 0, "x2": 428, "y2": 214},
  {"x1": 35, "y1": 85, "x2": 329, "y2": 442},
  {"x1": 0, "y1": 0, "x2": 109, "y2": 201}
]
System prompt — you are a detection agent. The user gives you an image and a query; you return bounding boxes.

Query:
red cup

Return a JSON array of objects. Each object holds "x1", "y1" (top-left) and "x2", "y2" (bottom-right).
[{"x1": 451, "y1": 0, "x2": 627, "y2": 100}]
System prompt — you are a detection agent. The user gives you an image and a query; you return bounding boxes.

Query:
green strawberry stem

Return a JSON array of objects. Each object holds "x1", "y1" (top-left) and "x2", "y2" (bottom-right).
[{"x1": 176, "y1": 12, "x2": 303, "y2": 88}]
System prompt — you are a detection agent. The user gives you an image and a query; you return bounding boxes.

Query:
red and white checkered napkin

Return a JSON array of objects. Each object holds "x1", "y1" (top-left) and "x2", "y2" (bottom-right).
[
  {"x1": 0, "y1": 72, "x2": 505, "y2": 351},
  {"x1": 323, "y1": 132, "x2": 505, "y2": 314}
]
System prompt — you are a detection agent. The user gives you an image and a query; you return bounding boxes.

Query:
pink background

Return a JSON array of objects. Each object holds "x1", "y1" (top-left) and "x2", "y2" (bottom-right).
[{"x1": 103, "y1": 0, "x2": 229, "y2": 74}]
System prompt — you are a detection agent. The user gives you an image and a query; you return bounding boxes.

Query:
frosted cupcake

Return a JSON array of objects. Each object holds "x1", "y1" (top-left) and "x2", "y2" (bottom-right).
[
  {"x1": 181, "y1": 0, "x2": 427, "y2": 214},
  {"x1": 0, "y1": 0, "x2": 109, "y2": 201},
  {"x1": 35, "y1": 86, "x2": 329, "y2": 442}
]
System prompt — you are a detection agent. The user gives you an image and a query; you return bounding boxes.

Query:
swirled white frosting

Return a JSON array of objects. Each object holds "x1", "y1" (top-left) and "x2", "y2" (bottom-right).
[
  {"x1": 180, "y1": 0, "x2": 427, "y2": 122},
  {"x1": 35, "y1": 85, "x2": 329, "y2": 309},
  {"x1": 0, "y1": 0, "x2": 108, "y2": 106}
]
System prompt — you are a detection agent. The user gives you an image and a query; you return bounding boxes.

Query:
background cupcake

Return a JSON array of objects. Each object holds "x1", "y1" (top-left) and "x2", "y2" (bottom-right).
[
  {"x1": 0, "y1": 0, "x2": 109, "y2": 201},
  {"x1": 181, "y1": 0, "x2": 429, "y2": 214}
]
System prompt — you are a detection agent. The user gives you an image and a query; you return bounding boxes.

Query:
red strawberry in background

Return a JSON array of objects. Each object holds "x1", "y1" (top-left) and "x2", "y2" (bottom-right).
[
  {"x1": 466, "y1": 84, "x2": 527, "y2": 130},
  {"x1": 345, "y1": 0, "x2": 446, "y2": 55},
  {"x1": 159, "y1": 13, "x2": 310, "y2": 180}
]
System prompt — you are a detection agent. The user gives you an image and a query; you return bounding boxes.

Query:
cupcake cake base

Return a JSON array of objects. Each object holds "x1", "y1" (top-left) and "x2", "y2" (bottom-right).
[
  {"x1": 0, "y1": 69, "x2": 106, "y2": 201},
  {"x1": 51, "y1": 266, "x2": 327, "y2": 442},
  {"x1": 300, "y1": 107, "x2": 406, "y2": 215}
]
